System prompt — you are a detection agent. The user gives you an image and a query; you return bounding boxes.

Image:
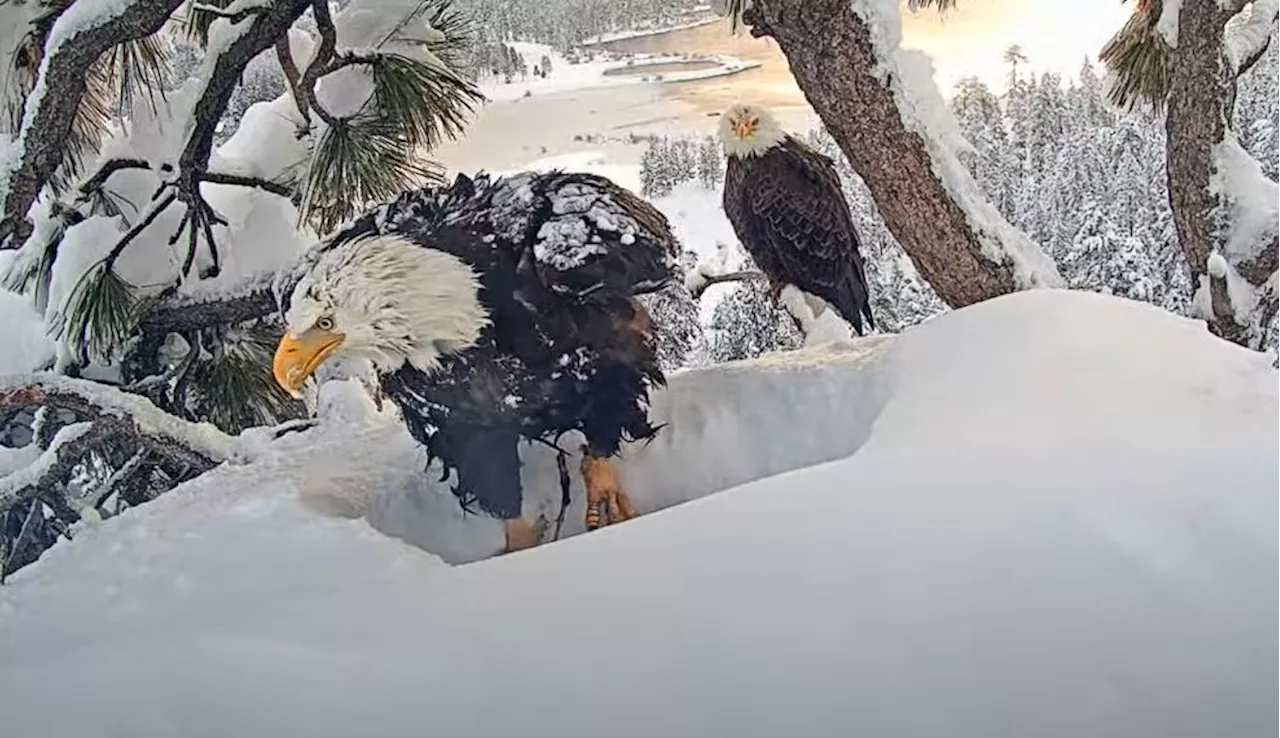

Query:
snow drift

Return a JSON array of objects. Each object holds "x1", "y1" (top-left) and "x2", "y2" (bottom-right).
[{"x1": 0, "y1": 290, "x2": 1275, "y2": 738}]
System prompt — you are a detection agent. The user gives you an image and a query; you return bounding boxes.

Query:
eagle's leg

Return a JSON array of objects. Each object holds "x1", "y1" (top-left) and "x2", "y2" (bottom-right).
[
  {"x1": 580, "y1": 448, "x2": 637, "y2": 530},
  {"x1": 504, "y1": 518, "x2": 545, "y2": 552},
  {"x1": 453, "y1": 426, "x2": 546, "y2": 554},
  {"x1": 766, "y1": 276, "x2": 785, "y2": 306}
]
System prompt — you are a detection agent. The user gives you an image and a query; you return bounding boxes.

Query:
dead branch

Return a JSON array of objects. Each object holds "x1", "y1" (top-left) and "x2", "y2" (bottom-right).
[{"x1": 688, "y1": 269, "x2": 768, "y2": 299}]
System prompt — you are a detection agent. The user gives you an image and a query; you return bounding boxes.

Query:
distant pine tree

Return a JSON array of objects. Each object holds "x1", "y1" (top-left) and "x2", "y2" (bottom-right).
[
  {"x1": 708, "y1": 279, "x2": 803, "y2": 363},
  {"x1": 697, "y1": 136, "x2": 723, "y2": 189}
]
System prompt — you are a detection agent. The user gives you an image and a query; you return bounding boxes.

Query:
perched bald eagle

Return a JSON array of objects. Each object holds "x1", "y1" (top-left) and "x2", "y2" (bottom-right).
[
  {"x1": 272, "y1": 171, "x2": 679, "y2": 552},
  {"x1": 719, "y1": 103, "x2": 875, "y2": 335}
]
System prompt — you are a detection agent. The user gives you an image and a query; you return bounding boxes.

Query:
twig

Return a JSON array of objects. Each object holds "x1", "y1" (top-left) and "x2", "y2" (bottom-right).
[
  {"x1": 275, "y1": 35, "x2": 311, "y2": 129},
  {"x1": 191, "y1": 1, "x2": 267, "y2": 21},
  {"x1": 299, "y1": 0, "x2": 342, "y2": 127},
  {"x1": 82, "y1": 447, "x2": 148, "y2": 512},
  {"x1": 1, "y1": 501, "x2": 42, "y2": 583},
  {"x1": 104, "y1": 190, "x2": 177, "y2": 267},
  {"x1": 201, "y1": 171, "x2": 293, "y2": 198},
  {"x1": 688, "y1": 269, "x2": 768, "y2": 299},
  {"x1": 75, "y1": 158, "x2": 150, "y2": 203}
]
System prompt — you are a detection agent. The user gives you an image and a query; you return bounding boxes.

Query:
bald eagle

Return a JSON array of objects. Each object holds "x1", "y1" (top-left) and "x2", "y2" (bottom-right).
[
  {"x1": 719, "y1": 103, "x2": 875, "y2": 335},
  {"x1": 272, "y1": 171, "x2": 679, "y2": 552}
]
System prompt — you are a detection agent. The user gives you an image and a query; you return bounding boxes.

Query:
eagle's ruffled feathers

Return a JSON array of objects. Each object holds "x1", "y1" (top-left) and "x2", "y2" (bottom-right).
[{"x1": 294, "y1": 171, "x2": 677, "y2": 518}]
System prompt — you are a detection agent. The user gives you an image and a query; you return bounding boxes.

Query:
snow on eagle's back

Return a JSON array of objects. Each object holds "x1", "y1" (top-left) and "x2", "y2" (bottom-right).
[
  {"x1": 0, "y1": 291, "x2": 1273, "y2": 738},
  {"x1": 534, "y1": 181, "x2": 642, "y2": 270}
]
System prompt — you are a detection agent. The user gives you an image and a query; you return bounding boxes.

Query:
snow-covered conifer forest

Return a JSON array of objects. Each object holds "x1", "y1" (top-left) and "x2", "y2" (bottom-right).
[{"x1": 0, "y1": 0, "x2": 1275, "y2": 735}]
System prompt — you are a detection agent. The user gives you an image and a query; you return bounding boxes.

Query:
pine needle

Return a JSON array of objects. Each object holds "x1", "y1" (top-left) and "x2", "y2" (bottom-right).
[
  {"x1": 371, "y1": 53, "x2": 482, "y2": 149},
  {"x1": 1100, "y1": 3, "x2": 1173, "y2": 111},
  {"x1": 50, "y1": 261, "x2": 142, "y2": 365},
  {"x1": 177, "y1": 0, "x2": 234, "y2": 47},
  {"x1": 96, "y1": 34, "x2": 171, "y2": 116},
  {"x1": 187, "y1": 324, "x2": 306, "y2": 433},
  {"x1": 300, "y1": 115, "x2": 443, "y2": 232}
]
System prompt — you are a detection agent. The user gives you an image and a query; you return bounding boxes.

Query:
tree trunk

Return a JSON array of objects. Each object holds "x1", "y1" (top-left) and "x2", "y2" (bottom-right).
[
  {"x1": 738, "y1": 0, "x2": 1060, "y2": 309},
  {"x1": 1166, "y1": 0, "x2": 1278, "y2": 347}
]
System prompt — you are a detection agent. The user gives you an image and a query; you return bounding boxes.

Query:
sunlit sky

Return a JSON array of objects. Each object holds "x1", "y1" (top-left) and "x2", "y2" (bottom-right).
[{"x1": 900, "y1": 0, "x2": 1134, "y2": 92}]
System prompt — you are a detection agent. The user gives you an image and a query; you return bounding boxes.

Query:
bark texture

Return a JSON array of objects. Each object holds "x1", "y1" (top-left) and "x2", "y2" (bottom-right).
[
  {"x1": 0, "y1": 0, "x2": 186, "y2": 250},
  {"x1": 739, "y1": 0, "x2": 1047, "y2": 308},
  {"x1": 1166, "y1": 0, "x2": 1278, "y2": 346}
]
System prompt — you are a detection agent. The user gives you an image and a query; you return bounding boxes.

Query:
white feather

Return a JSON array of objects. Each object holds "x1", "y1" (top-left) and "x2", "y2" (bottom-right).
[
  {"x1": 718, "y1": 102, "x2": 787, "y2": 158},
  {"x1": 285, "y1": 235, "x2": 490, "y2": 374}
]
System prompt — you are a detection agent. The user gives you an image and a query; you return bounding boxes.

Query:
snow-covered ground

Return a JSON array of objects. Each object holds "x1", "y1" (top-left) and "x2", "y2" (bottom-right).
[
  {"x1": 480, "y1": 41, "x2": 759, "y2": 103},
  {"x1": 0, "y1": 290, "x2": 1274, "y2": 737}
]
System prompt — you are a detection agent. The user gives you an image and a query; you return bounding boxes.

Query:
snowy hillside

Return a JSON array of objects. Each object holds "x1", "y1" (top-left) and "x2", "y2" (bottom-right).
[
  {"x1": 0, "y1": 290, "x2": 1275, "y2": 737},
  {"x1": 480, "y1": 41, "x2": 758, "y2": 102}
]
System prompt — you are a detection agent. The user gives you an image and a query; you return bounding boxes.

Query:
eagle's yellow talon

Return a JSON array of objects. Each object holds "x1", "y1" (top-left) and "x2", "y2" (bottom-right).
[{"x1": 581, "y1": 454, "x2": 636, "y2": 530}]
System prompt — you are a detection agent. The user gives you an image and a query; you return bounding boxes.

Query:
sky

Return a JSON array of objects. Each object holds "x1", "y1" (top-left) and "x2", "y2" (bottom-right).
[{"x1": 901, "y1": 0, "x2": 1134, "y2": 92}]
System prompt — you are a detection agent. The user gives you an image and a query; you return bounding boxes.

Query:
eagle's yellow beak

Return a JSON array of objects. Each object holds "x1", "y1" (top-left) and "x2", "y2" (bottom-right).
[
  {"x1": 734, "y1": 117, "x2": 757, "y2": 139},
  {"x1": 273, "y1": 328, "x2": 344, "y2": 398}
]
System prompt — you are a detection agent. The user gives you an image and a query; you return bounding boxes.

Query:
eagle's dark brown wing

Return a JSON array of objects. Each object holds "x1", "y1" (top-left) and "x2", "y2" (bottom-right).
[{"x1": 723, "y1": 137, "x2": 874, "y2": 334}]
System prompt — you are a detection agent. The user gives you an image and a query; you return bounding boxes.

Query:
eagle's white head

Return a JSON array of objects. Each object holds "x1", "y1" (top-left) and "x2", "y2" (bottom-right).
[
  {"x1": 272, "y1": 234, "x2": 489, "y2": 397},
  {"x1": 718, "y1": 102, "x2": 787, "y2": 158}
]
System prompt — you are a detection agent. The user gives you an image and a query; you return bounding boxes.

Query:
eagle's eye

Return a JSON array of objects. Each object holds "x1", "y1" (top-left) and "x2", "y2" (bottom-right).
[{"x1": 315, "y1": 315, "x2": 336, "y2": 332}]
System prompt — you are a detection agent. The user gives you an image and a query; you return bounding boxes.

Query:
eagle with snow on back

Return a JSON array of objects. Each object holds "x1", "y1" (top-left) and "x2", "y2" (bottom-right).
[
  {"x1": 719, "y1": 103, "x2": 875, "y2": 335},
  {"x1": 272, "y1": 171, "x2": 679, "y2": 552}
]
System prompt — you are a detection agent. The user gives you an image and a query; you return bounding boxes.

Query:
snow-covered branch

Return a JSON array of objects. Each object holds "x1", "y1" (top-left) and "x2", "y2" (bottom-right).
[
  {"x1": 0, "y1": 375, "x2": 237, "y2": 466},
  {"x1": 1225, "y1": 0, "x2": 1278, "y2": 76},
  {"x1": 0, "y1": 0, "x2": 187, "y2": 252},
  {"x1": 176, "y1": 0, "x2": 313, "y2": 183},
  {"x1": 685, "y1": 268, "x2": 768, "y2": 299}
]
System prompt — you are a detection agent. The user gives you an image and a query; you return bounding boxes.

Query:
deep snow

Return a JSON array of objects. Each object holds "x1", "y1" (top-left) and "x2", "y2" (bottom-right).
[{"x1": 0, "y1": 290, "x2": 1275, "y2": 737}]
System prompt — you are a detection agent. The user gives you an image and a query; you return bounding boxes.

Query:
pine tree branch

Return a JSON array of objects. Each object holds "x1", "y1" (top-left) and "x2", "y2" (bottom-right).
[
  {"x1": 200, "y1": 171, "x2": 293, "y2": 198},
  {"x1": 0, "y1": 0, "x2": 188, "y2": 252},
  {"x1": 0, "y1": 376, "x2": 236, "y2": 467},
  {"x1": 299, "y1": 0, "x2": 342, "y2": 127},
  {"x1": 177, "y1": 0, "x2": 312, "y2": 184},
  {"x1": 76, "y1": 158, "x2": 151, "y2": 201},
  {"x1": 104, "y1": 190, "x2": 178, "y2": 267}
]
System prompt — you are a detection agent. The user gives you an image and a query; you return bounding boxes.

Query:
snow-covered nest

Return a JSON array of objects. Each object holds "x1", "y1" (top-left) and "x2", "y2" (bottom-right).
[{"x1": 0, "y1": 290, "x2": 1275, "y2": 737}]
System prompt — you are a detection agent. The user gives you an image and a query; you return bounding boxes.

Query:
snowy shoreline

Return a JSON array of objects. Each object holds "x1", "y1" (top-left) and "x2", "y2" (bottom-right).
[
  {"x1": 579, "y1": 16, "x2": 723, "y2": 47},
  {"x1": 479, "y1": 41, "x2": 760, "y2": 103}
]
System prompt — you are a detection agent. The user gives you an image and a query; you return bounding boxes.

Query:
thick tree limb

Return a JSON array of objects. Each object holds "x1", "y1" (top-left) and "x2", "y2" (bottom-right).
[
  {"x1": 736, "y1": 0, "x2": 1059, "y2": 308},
  {"x1": 0, "y1": 0, "x2": 187, "y2": 251},
  {"x1": 0, "y1": 376, "x2": 237, "y2": 464},
  {"x1": 1166, "y1": 0, "x2": 1278, "y2": 347}
]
